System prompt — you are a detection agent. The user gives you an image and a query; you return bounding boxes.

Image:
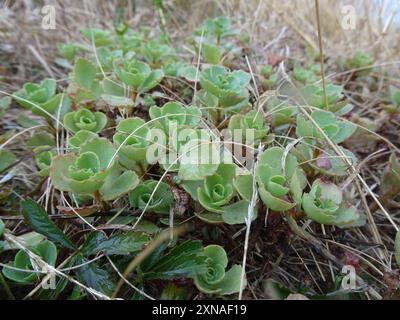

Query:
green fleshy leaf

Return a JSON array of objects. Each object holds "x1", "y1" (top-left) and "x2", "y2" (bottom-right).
[
  {"x1": 202, "y1": 42, "x2": 223, "y2": 65},
  {"x1": 69, "y1": 130, "x2": 98, "y2": 150},
  {"x1": 178, "y1": 65, "x2": 198, "y2": 82},
  {"x1": 222, "y1": 200, "x2": 257, "y2": 225},
  {"x1": 138, "y1": 69, "x2": 164, "y2": 93},
  {"x1": 217, "y1": 264, "x2": 245, "y2": 295},
  {"x1": 100, "y1": 165, "x2": 139, "y2": 201},
  {"x1": 101, "y1": 94, "x2": 134, "y2": 107},
  {"x1": 259, "y1": 187, "x2": 295, "y2": 211},
  {"x1": 80, "y1": 137, "x2": 115, "y2": 170},
  {"x1": 50, "y1": 154, "x2": 76, "y2": 191},
  {"x1": 74, "y1": 58, "x2": 97, "y2": 89},
  {"x1": 178, "y1": 142, "x2": 220, "y2": 180},
  {"x1": 129, "y1": 180, "x2": 174, "y2": 214},
  {"x1": 81, "y1": 28, "x2": 112, "y2": 46},
  {"x1": 194, "y1": 211, "x2": 224, "y2": 224}
]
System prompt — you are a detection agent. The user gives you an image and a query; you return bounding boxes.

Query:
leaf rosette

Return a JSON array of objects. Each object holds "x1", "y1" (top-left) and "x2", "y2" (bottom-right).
[
  {"x1": 296, "y1": 109, "x2": 356, "y2": 144},
  {"x1": 197, "y1": 164, "x2": 236, "y2": 213},
  {"x1": 200, "y1": 66, "x2": 251, "y2": 110},
  {"x1": 228, "y1": 110, "x2": 269, "y2": 144},
  {"x1": 63, "y1": 108, "x2": 107, "y2": 133},
  {"x1": 194, "y1": 245, "x2": 244, "y2": 295},
  {"x1": 50, "y1": 137, "x2": 115, "y2": 195},
  {"x1": 113, "y1": 117, "x2": 151, "y2": 163},
  {"x1": 14, "y1": 79, "x2": 66, "y2": 118},
  {"x1": 35, "y1": 149, "x2": 56, "y2": 177},
  {"x1": 302, "y1": 179, "x2": 365, "y2": 228},
  {"x1": 128, "y1": 180, "x2": 174, "y2": 214},
  {"x1": 256, "y1": 147, "x2": 306, "y2": 211},
  {"x1": 113, "y1": 58, "x2": 163, "y2": 92},
  {"x1": 149, "y1": 101, "x2": 202, "y2": 133}
]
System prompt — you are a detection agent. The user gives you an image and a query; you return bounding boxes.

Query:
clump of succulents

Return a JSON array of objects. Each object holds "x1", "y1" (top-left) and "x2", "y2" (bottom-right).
[{"x1": 3, "y1": 13, "x2": 398, "y2": 301}]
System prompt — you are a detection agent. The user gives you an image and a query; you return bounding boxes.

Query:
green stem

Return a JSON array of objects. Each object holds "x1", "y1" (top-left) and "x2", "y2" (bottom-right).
[{"x1": 0, "y1": 272, "x2": 15, "y2": 300}]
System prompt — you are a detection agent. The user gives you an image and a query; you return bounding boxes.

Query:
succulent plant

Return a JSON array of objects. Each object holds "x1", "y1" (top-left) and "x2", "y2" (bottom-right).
[
  {"x1": 2, "y1": 240, "x2": 57, "y2": 284},
  {"x1": 63, "y1": 108, "x2": 107, "y2": 134},
  {"x1": 293, "y1": 65, "x2": 320, "y2": 85},
  {"x1": 302, "y1": 179, "x2": 365, "y2": 227},
  {"x1": 295, "y1": 144, "x2": 357, "y2": 177},
  {"x1": 228, "y1": 110, "x2": 269, "y2": 144},
  {"x1": 149, "y1": 102, "x2": 202, "y2": 132},
  {"x1": 50, "y1": 137, "x2": 139, "y2": 200},
  {"x1": 57, "y1": 43, "x2": 79, "y2": 61},
  {"x1": 113, "y1": 117, "x2": 151, "y2": 164},
  {"x1": 296, "y1": 109, "x2": 356, "y2": 144},
  {"x1": 142, "y1": 40, "x2": 176, "y2": 67},
  {"x1": 14, "y1": 79, "x2": 67, "y2": 119},
  {"x1": 345, "y1": 51, "x2": 374, "y2": 76},
  {"x1": 81, "y1": 28, "x2": 112, "y2": 47},
  {"x1": 260, "y1": 64, "x2": 279, "y2": 89},
  {"x1": 200, "y1": 66, "x2": 251, "y2": 112},
  {"x1": 128, "y1": 180, "x2": 174, "y2": 214},
  {"x1": 35, "y1": 149, "x2": 56, "y2": 177},
  {"x1": 194, "y1": 245, "x2": 244, "y2": 295},
  {"x1": 256, "y1": 147, "x2": 306, "y2": 211},
  {"x1": 197, "y1": 164, "x2": 237, "y2": 213},
  {"x1": 113, "y1": 58, "x2": 163, "y2": 93},
  {"x1": 50, "y1": 137, "x2": 115, "y2": 195},
  {"x1": 198, "y1": 16, "x2": 238, "y2": 41},
  {"x1": 301, "y1": 84, "x2": 343, "y2": 109}
]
